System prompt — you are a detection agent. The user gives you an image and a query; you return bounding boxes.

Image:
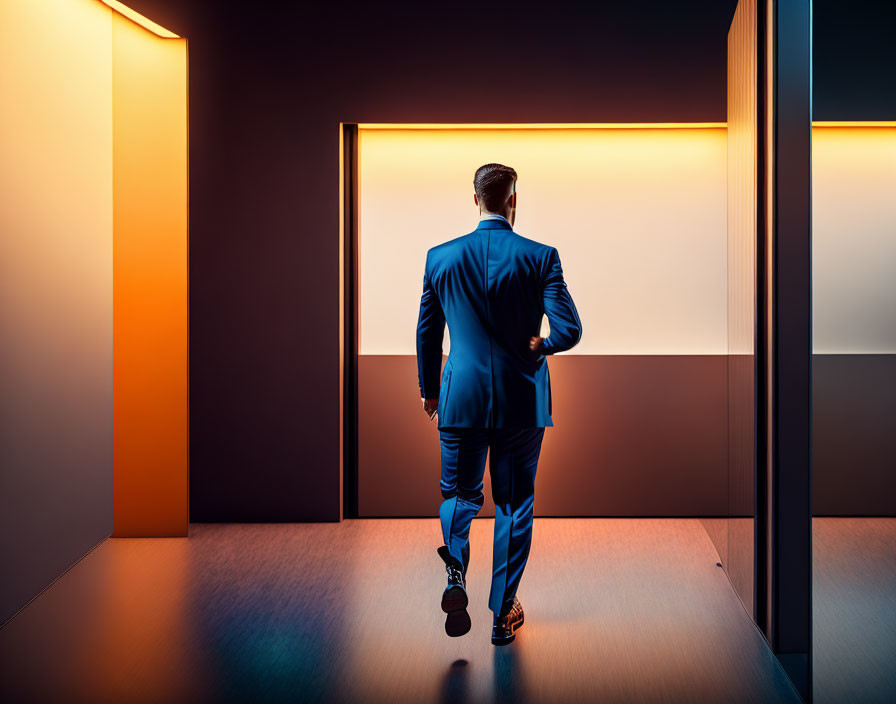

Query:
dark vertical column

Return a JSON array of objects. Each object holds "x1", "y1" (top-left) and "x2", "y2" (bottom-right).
[
  {"x1": 759, "y1": 0, "x2": 813, "y2": 699},
  {"x1": 342, "y1": 124, "x2": 360, "y2": 519},
  {"x1": 755, "y1": 0, "x2": 772, "y2": 656}
]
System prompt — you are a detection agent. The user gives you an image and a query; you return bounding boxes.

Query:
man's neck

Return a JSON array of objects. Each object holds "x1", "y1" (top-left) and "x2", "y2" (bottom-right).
[{"x1": 479, "y1": 210, "x2": 511, "y2": 222}]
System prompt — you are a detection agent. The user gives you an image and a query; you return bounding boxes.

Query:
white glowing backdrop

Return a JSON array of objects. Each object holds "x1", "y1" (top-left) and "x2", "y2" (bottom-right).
[
  {"x1": 358, "y1": 124, "x2": 896, "y2": 356},
  {"x1": 359, "y1": 126, "x2": 728, "y2": 356}
]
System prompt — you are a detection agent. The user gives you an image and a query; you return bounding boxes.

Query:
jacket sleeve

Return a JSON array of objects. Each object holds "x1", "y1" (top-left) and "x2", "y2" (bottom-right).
[
  {"x1": 540, "y1": 246, "x2": 583, "y2": 355},
  {"x1": 416, "y1": 251, "x2": 446, "y2": 398}
]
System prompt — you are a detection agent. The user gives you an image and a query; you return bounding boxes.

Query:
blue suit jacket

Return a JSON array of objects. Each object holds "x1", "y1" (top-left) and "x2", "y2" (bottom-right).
[{"x1": 416, "y1": 217, "x2": 582, "y2": 428}]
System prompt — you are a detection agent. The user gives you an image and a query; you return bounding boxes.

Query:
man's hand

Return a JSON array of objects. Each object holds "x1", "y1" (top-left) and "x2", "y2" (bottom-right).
[
  {"x1": 422, "y1": 397, "x2": 438, "y2": 420},
  {"x1": 529, "y1": 336, "x2": 545, "y2": 354}
]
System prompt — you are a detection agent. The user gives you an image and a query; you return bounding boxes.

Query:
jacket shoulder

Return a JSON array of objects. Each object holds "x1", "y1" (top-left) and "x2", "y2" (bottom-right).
[
  {"x1": 426, "y1": 231, "x2": 476, "y2": 262},
  {"x1": 508, "y1": 230, "x2": 555, "y2": 258}
]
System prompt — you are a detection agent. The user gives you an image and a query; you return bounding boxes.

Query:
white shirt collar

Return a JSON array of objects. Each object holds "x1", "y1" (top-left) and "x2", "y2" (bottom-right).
[{"x1": 479, "y1": 213, "x2": 510, "y2": 224}]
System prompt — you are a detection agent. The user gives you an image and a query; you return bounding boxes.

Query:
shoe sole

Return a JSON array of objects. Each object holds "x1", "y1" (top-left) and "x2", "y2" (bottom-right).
[
  {"x1": 445, "y1": 609, "x2": 471, "y2": 637},
  {"x1": 491, "y1": 614, "x2": 524, "y2": 646},
  {"x1": 441, "y1": 585, "x2": 470, "y2": 637}
]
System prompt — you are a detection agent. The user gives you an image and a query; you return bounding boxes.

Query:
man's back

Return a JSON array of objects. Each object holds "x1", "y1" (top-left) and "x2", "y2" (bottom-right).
[
  {"x1": 417, "y1": 216, "x2": 582, "y2": 429},
  {"x1": 423, "y1": 162, "x2": 581, "y2": 642}
]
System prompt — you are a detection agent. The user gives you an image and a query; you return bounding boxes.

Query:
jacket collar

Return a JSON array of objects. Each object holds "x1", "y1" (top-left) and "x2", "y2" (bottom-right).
[{"x1": 475, "y1": 217, "x2": 513, "y2": 231}]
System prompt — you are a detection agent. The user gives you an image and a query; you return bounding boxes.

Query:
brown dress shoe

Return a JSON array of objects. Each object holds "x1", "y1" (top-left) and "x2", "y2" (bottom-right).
[{"x1": 492, "y1": 596, "x2": 524, "y2": 645}]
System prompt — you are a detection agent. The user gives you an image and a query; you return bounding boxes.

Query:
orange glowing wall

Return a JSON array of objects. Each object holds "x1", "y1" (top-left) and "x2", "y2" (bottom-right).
[
  {"x1": 111, "y1": 9, "x2": 188, "y2": 537},
  {"x1": 0, "y1": 0, "x2": 187, "y2": 622}
]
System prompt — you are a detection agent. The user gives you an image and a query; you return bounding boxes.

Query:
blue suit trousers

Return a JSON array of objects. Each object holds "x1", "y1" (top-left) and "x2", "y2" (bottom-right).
[{"x1": 438, "y1": 426, "x2": 545, "y2": 616}]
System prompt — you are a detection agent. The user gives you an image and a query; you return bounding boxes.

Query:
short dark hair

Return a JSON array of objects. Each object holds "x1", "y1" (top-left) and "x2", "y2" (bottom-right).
[{"x1": 474, "y1": 163, "x2": 517, "y2": 212}]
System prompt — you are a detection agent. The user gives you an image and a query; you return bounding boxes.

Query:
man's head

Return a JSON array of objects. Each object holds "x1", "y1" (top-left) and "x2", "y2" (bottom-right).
[{"x1": 473, "y1": 163, "x2": 517, "y2": 225}]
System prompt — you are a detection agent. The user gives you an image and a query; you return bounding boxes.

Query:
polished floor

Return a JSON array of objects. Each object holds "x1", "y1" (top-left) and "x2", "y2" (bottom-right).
[
  {"x1": 0, "y1": 519, "x2": 802, "y2": 704},
  {"x1": 813, "y1": 517, "x2": 896, "y2": 704}
]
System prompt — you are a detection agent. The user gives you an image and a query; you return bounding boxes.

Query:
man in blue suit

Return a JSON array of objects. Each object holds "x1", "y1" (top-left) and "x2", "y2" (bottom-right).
[{"x1": 416, "y1": 163, "x2": 582, "y2": 644}]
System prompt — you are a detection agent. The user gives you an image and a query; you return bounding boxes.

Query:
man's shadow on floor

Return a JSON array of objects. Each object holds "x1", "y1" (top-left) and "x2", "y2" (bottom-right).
[{"x1": 440, "y1": 659, "x2": 469, "y2": 704}]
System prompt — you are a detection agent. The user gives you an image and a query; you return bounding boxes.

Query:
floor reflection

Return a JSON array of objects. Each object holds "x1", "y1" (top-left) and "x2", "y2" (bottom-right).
[
  {"x1": 814, "y1": 517, "x2": 896, "y2": 704},
  {"x1": 0, "y1": 519, "x2": 801, "y2": 704},
  {"x1": 493, "y1": 642, "x2": 525, "y2": 704}
]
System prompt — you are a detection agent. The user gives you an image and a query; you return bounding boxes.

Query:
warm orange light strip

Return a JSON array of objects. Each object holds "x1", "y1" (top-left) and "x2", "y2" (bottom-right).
[
  {"x1": 812, "y1": 121, "x2": 896, "y2": 128},
  {"x1": 358, "y1": 121, "x2": 895, "y2": 130},
  {"x1": 358, "y1": 123, "x2": 726, "y2": 130},
  {"x1": 100, "y1": 0, "x2": 179, "y2": 38}
]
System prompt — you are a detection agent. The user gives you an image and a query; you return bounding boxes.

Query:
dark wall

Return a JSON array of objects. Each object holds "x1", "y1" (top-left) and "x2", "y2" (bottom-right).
[
  {"x1": 813, "y1": 355, "x2": 896, "y2": 515},
  {"x1": 813, "y1": 0, "x2": 896, "y2": 119},
  {"x1": 359, "y1": 355, "x2": 728, "y2": 517},
  {"x1": 123, "y1": 0, "x2": 892, "y2": 521}
]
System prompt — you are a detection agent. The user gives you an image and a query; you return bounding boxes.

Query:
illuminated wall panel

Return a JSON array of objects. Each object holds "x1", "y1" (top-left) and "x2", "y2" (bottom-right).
[
  {"x1": 812, "y1": 124, "x2": 896, "y2": 516},
  {"x1": 356, "y1": 122, "x2": 896, "y2": 518},
  {"x1": 727, "y1": 0, "x2": 757, "y2": 358},
  {"x1": 111, "y1": 13, "x2": 189, "y2": 537},
  {"x1": 0, "y1": 0, "x2": 113, "y2": 624},
  {"x1": 359, "y1": 127, "x2": 728, "y2": 356},
  {"x1": 356, "y1": 125, "x2": 730, "y2": 517},
  {"x1": 812, "y1": 125, "x2": 896, "y2": 354},
  {"x1": 723, "y1": 0, "x2": 757, "y2": 617}
]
